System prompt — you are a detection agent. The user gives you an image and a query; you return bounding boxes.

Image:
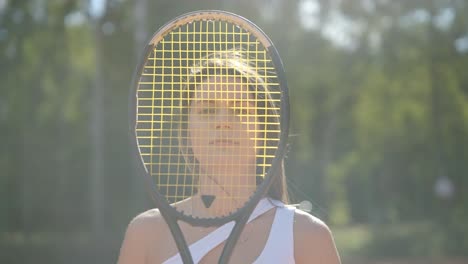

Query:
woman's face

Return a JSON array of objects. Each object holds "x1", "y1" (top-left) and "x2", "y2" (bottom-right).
[{"x1": 189, "y1": 76, "x2": 258, "y2": 175}]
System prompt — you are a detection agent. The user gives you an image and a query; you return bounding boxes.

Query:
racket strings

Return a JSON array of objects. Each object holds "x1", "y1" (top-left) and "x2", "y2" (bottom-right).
[{"x1": 136, "y1": 18, "x2": 281, "y2": 218}]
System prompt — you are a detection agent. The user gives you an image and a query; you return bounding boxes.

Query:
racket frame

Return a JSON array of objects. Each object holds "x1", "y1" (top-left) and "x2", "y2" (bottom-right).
[{"x1": 128, "y1": 10, "x2": 290, "y2": 263}]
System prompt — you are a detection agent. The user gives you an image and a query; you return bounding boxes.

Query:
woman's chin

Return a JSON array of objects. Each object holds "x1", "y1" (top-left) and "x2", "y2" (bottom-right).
[{"x1": 200, "y1": 157, "x2": 255, "y2": 168}]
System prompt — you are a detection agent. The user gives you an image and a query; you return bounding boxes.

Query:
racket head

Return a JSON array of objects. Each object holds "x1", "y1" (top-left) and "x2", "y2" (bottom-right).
[{"x1": 129, "y1": 10, "x2": 289, "y2": 227}]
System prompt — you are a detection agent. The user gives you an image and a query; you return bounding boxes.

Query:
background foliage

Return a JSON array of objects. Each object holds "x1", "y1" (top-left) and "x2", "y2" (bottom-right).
[{"x1": 1, "y1": 0, "x2": 467, "y2": 263}]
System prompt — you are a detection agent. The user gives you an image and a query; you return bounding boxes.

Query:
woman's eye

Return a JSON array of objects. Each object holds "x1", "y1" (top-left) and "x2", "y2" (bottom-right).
[
  {"x1": 232, "y1": 108, "x2": 243, "y2": 116},
  {"x1": 233, "y1": 108, "x2": 254, "y2": 116},
  {"x1": 200, "y1": 108, "x2": 215, "y2": 115}
]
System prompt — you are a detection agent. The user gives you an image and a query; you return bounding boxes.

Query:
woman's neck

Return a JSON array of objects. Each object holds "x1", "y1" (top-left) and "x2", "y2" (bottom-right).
[{"x1": 193, "y1": 167, "x2": 256, "y2": 217}]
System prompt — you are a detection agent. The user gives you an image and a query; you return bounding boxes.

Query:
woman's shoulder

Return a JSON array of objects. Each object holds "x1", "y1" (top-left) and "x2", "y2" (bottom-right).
[
  {"x1": 292, "y1": 209, "x2": 330, "y2": 234},
  {"x1": 292, "y1": 209, "x2": 341, "y2": 263},
  {"x1": 127, "y1": 197, "x2": 193, "y2": 231},
  {"x1": 133, "y1": 207, "x2": 164, "y2": 221},
  {"x1": 124, "y1": 208, "x2": 168, "y2": 238},
  {"x1": 272, "y1": 199, "x2": 333, "y2": 241}
]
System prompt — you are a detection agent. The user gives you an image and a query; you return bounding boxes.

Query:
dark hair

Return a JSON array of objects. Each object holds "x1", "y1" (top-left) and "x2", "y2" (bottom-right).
[{"x1": 178, "y1": 50, "x2": 289, "y2": 203}]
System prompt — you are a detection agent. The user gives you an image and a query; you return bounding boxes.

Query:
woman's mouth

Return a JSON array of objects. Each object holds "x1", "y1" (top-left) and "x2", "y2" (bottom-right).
[{"x1": 210, "y1": 139, "x2": 239, "y2": 146}]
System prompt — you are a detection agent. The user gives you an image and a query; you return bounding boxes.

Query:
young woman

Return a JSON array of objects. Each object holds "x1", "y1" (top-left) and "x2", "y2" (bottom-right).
[{"x1": 118, "y1": 51, "x2": 341, "y2": 264}]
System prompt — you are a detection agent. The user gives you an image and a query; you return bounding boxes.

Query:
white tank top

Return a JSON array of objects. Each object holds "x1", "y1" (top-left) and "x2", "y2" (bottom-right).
[
  {"x1": 253, "y1": 201, "x2": 295, "y2": 263},
  {"x1": 163, "y1": 198, "x2": 296, "y2": 264}
]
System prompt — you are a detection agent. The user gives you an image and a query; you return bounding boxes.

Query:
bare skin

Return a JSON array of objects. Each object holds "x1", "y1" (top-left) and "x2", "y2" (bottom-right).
[
  {"x1": 118, "y1": 76, "x2": 341, "y2": 263},
  {"x1": 117, "y1": 204, "x2": 341, "y2": 264}
]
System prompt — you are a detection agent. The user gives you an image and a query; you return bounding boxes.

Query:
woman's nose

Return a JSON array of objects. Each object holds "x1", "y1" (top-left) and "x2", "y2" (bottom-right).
[{"x1": 214, "y1": 108, "x2": 233, "y2": 129}]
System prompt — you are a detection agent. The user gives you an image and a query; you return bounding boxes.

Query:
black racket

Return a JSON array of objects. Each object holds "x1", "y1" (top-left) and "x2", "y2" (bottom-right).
[{"x1": 129, "y1": 10, "x2": 289, "y2": 263}]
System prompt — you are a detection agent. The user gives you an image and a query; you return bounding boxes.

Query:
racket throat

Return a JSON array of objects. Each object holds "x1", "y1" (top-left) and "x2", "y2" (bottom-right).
[{"x1": 201, "y1": 195, "x2": 216, "y2": 208}]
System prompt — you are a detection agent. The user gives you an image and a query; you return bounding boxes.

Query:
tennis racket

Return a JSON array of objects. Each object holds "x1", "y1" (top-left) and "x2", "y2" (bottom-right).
[{"x1": 129, "y1": 10, "x2": 289, "y2": 263}]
